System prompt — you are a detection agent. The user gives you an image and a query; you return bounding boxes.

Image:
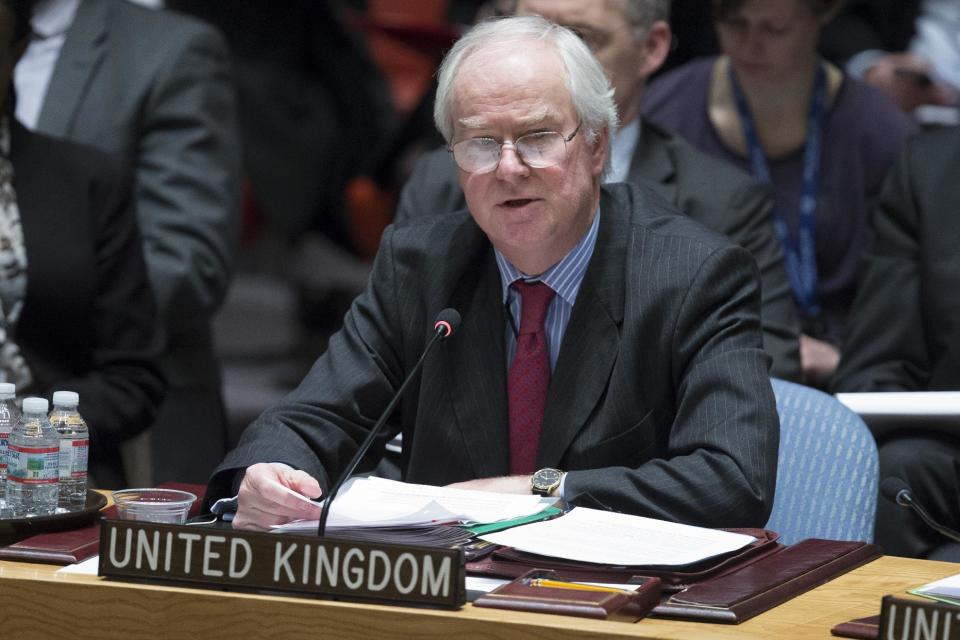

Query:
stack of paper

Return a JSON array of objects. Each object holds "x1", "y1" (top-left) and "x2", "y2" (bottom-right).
[
  {"x1": 273, "y1": 477, "x2": 554, "y2": 533},
  {"x1": 911, "y1": 573, "x2": 960, "y2": 606}
]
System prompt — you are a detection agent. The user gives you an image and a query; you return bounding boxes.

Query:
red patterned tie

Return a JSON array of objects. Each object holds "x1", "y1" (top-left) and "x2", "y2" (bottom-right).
[{"x1": 508, "y1": 280, "x2": 556, "y2": 475}]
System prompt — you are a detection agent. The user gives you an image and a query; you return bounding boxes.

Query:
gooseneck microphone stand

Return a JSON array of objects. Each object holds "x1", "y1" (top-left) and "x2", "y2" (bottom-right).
[{"x1": 316, "y1": 309, "x2": 461, "y2": 537}]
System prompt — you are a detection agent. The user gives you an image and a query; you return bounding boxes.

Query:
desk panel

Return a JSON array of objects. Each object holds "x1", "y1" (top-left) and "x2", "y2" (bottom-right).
[{"x1": 1, "y1": 556, "x2": 956, "y2": 639}]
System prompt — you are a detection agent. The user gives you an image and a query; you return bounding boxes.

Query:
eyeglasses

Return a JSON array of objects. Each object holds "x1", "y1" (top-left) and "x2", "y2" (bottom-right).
[{"x1": 449, "y1": 122, "x2": 582, "y2": 174}]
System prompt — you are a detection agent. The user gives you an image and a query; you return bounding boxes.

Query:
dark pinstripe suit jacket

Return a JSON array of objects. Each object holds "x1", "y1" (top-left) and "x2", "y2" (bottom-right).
[{"x1": 210, "y1": 182, "x2": 779, "y2": 527}]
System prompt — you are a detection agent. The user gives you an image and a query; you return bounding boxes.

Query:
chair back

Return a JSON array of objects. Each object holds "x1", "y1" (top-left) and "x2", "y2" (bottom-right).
[{"x1": 765, "y1": 379, "x2": 878, "y2": 544}]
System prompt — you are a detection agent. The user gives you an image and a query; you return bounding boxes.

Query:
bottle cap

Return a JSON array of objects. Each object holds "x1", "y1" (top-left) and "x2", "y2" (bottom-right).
[
  {"x1": 22, "y1": 397, "x2": 49, "y2": 414},
  {"x1": 0, "y1": 382, "x2": 14, "y2": 398},
  {"x1": 52, "y1": 390, "x2": 80, "y2": 407}
]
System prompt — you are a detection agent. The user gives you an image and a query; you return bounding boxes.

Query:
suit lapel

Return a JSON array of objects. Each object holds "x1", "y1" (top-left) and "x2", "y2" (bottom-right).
[
  {"x1": 537, "y1": 189, "x2": 628, "y2": 468},
  {"x1": 628, "y1": 120, "x2": 677, "y2": 203},
  {"x1": 444, "y1": 248, "x2": 511, "y2": 478},
  {"x1": 36, "y1": 0, "x2": 109, "y2": 137}
]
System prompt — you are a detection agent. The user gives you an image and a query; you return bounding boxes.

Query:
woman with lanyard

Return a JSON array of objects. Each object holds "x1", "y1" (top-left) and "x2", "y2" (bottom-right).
[{"x1": 642, "y1": 0, "x2": 917, "y2": 386}]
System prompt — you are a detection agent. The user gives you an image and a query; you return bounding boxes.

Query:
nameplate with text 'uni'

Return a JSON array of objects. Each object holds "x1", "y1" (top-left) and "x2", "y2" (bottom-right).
[
  {"x1": 879, "y1": 595, "x2": 960, "y2": 640},
  {"x1": 98, "y1": 519, "x2": 465, "y2": 609}
]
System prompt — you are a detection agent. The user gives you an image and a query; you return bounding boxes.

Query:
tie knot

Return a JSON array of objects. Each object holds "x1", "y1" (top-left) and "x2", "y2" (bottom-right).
[{"x1": 512, "y1": 280, "x2": 556, "y2": 335}]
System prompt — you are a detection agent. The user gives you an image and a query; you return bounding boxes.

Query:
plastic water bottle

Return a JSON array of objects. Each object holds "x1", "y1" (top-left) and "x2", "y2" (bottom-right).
[
  {"x1": 50, "y1": 391, "x2": 89, "y2": 511},
  {"x1": 6, "y1": 397, "x2": 59, "y2": 517},
  {"x1": 0, "y1": 382, "x2": 19, "y2": 511}
]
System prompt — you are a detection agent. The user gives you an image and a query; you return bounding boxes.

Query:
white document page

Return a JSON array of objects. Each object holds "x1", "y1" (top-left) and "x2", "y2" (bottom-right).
[
  {"x1": 274, "y1": 476, "x2": 553, "y2": 532},
  {"x1": 56, "y1": 555, "x2": 101, "y2": 576},
  {"x1": 914, "y1": 573, "x2": 960, "y2": 600},
  {"x1": 480, "y1": 507, "x2": 756, "y2": 566},
  {"x1": 465, "y1": 576, "x2": 510, "y2": 597}
]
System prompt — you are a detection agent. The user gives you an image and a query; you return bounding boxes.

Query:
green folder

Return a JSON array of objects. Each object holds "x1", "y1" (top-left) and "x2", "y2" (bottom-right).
[{"x1": 465, "y1": 506, "x2": 563, "y2": 536}]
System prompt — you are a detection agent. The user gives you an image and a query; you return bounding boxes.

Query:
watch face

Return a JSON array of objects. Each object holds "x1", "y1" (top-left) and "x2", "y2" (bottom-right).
[{"x1": 534, "y1": 468, "x2": 562, "y2": 489}]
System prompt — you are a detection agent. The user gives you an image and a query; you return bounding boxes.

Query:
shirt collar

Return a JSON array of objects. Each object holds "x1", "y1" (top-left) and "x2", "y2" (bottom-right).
[
  {"x1": 31, "y1": 0, "x2": 81, "y2": 39},
  {"x1": 493, "y1": 205, "x2": 601, "y2": 308},
  {"x1": 605, "y1": 117, "x2": 641, "y2": 184}
]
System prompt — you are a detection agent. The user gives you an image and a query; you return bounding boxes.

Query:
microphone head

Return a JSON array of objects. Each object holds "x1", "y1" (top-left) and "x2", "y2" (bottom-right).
[
  {"x1": 880, "y1": 477, "x2": 912, "y2": 506},
  {"x1": 434, "y1": 308, "x2": 461, "y2": 338}
]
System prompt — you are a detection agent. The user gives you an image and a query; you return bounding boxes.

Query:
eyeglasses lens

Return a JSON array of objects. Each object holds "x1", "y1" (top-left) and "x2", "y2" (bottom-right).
[{"x1": 453, "y1": 131, "x2": 565, "y2": 173}]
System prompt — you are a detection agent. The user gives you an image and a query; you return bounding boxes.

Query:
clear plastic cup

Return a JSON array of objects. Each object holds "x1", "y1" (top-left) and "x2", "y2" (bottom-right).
[{"x1": 111, "y1": 488, "x2": 197, "y2": 524}]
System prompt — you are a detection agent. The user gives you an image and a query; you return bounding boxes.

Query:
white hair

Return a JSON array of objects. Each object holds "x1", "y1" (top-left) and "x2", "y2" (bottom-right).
[{"x1": 434, "y1": 15, "x2": 618, "y2": 162}]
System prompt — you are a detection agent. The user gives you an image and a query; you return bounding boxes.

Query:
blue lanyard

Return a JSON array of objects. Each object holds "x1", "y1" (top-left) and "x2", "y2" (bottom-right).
[{"x1": 729, "y1": 63, "x2": 827, "y2": 319}]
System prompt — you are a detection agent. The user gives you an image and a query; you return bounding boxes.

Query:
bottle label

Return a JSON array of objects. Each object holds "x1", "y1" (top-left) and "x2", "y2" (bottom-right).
[
  {"x1": 59, "y1": 438, "x2": 89, "y2": 479},
  {"x1": 0, "y1": 432, "x2": 7, "y2": 472},
  {"x1": 8, "y1": 444, "x2": 59, "y2": 484}
]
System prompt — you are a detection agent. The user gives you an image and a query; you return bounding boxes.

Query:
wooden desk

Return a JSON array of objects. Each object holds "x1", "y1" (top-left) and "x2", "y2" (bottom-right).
[{"x1": 0, "y1": 555, "x2": 956, "y2": 640}]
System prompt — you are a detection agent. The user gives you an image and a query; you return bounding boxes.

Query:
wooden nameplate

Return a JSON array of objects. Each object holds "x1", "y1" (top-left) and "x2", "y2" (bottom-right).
[{"x1": 98, "y1": 519, "x2": 466, "y2": 609}]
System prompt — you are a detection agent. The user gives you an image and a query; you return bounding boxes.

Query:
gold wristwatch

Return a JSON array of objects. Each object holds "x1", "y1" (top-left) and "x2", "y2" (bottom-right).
[{"x1": 531, "y1": 468, "x2": 564, "y2": 497}]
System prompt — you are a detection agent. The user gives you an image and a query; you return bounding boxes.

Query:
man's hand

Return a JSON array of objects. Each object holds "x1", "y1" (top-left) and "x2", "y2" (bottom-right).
[
  {"x1": 864, "y1": 53, "x2": 956, "y2": 113},
  {"x1": 446, "y1": 475, "x2": 533, "y2": 494},
  {"x1": 800, "y1": 333, "x2": 841, "y2": 387},
  {"x1": 232, "y1": 463, "x2": 324, "y2": 531}
]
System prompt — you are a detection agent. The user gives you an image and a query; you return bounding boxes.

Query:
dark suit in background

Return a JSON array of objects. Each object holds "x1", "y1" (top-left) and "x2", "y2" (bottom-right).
[
  {"x1": 12, "y1": 120, "x2": 164, "y2": 487},
  {"x1": 395, "y1": 121, "x2": 801, "y2": 381},
  {"x1": 17, "y1": 0, "x2": 241, "y2": 484},
  {"x1": 168, "y1": 0, "x2": 395, "y2": 246},
  {"x1": 834, "y1": 128, "x2": 960, "y2": 559},
  {"x1": 818, "y1": 0, "x2": 921, "y2": 65},
  {"x1": 210, "y1": 183, "x2": 779, "y2": 527}
]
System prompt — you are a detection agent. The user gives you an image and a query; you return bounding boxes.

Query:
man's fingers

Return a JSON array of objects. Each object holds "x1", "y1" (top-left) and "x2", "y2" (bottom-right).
[
  {"x1": 283, "y1": 469, "x2": 323, "y2": 501},
  {"x1": 233, "y1": 503, "x2": 297, "y2": 531},
  {"x1": 248, "y1": 466, "x2": 322, "y2": 512}
]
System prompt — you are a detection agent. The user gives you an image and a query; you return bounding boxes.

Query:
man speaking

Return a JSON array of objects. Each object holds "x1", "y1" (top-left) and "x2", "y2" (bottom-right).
[{"x1": 208, "y1": 16, "x2": 779, "y2": 531}]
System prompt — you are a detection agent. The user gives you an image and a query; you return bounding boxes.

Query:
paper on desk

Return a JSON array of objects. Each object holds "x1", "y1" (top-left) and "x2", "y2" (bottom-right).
[
  {"x1": 466, "y1": 576, "x2": 510, "y2": 598},
  {"x1": 56, "y1": 555, "x2": 100, "y2": 576},
  {"x1": 911, "y1": 572, "x2": 960, "y2": 603},
  {"x1": 479, "y1": 507, "x2": 756, "y2": 566},
  {"x1": 273, "y1": 476, "x2": 554, "y2": 532}
]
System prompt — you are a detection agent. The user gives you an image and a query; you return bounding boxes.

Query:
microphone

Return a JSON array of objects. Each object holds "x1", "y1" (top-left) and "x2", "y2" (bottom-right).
[
  {"x1": 880, "y1": 477, "x2": 960, "y2": 544},
  {"x1": 316, "y1": 308, "x2": 461, "y2": 536}
]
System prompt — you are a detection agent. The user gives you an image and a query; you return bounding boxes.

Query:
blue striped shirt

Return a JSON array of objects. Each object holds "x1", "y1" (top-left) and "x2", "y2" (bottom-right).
[{"x1": 495, "y1": 208, "x2": 601, "y2": 371}]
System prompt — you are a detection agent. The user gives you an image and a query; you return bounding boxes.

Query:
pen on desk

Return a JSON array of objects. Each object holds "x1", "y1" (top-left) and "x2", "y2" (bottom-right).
[{"x1": 528, "y1": 579, "x2": 631, "y2": 594}]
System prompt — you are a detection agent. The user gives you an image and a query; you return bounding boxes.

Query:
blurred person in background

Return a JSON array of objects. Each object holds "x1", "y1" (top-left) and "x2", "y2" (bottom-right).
[
  {"x1": 0, "y1": 0, "x2": 164, "y2": 487},
  {"x1": 822, "y1": 0, "x2": 958, "y2": 115},
  {"x1": 643, "y1": 0, "x2": 917, "y2": 387},
  {"x1": 169, "y1": 0, "x2": 394, "y2": 253},
  {"x1": 834, "y1": 128, "x2": 960, "y2": 561},
  {"x1": 14, "y1": 0, "x2": 241, "y2": 484}
]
